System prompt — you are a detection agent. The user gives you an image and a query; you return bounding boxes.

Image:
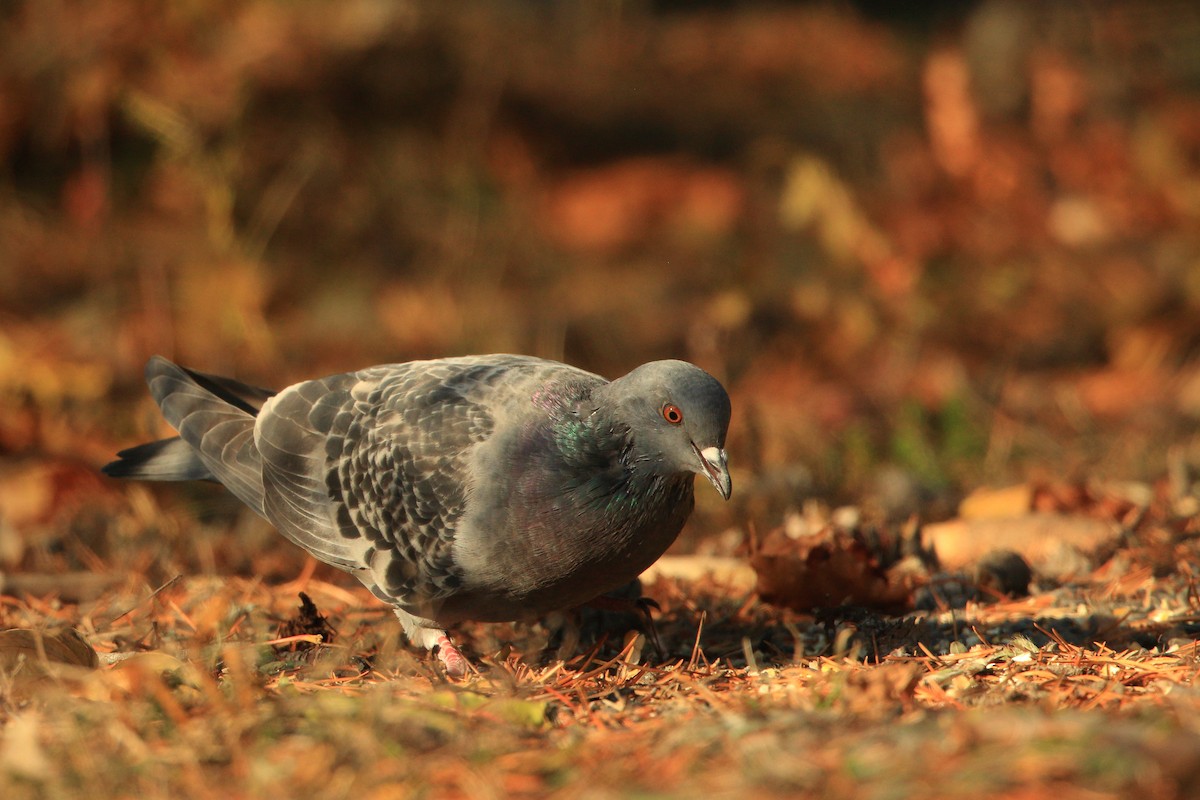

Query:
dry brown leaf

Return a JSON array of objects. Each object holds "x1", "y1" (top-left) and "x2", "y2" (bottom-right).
[
  {"x1": 0, "y1": 628, "x2": 100, "y2": 690},
  {"x1": 750, "y1": 527, "x2": 915, "y2": 613},
  {"x1": 0, "y1": 628, "x2": 99, "y2": 670},
  {"x1": 1030, "y1": 481, "x2": 1146, "y2": 523}
]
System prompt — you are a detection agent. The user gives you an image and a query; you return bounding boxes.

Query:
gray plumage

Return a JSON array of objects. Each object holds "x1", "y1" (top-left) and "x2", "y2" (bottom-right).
[{"x1": 104, "y1": 354, "x2": 732, "y2": 675}]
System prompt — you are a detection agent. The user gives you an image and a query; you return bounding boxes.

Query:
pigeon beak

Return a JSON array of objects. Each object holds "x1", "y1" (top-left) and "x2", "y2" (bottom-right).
[{"x1": 692, "y1": 444, "x2": 731, "y2": 500}]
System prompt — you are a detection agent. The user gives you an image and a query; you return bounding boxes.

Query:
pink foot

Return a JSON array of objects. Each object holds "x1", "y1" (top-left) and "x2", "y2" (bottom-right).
[{"x1": 435, "y1": 633, "x2": 469, "y2": 678}]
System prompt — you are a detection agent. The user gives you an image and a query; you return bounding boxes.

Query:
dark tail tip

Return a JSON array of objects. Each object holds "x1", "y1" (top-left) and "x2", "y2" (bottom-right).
[
  {"x1": 100, "y1": 437, "x2": 212, "y2": 482},
  {"x1": 100, "y1": 457, "x2": 130, "y2": 478}
]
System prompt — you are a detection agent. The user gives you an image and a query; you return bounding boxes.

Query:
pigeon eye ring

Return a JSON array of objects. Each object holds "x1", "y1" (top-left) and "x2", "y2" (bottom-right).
[{"x1": 662, "y1": 404, "x2": 683, "y2": 424}]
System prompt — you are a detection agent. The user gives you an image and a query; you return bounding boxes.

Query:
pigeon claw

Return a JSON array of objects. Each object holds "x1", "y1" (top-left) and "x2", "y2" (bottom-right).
[{"x1": 636, "y1": 596, "x2": 662, "y2": 614}]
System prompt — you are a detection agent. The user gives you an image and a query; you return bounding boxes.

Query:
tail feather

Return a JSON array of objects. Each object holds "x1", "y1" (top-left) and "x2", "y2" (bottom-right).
[
  {"x1": 104, "y1": 356, "x2": 271, "y2": 518},
  {"x1": 102, "y1": 437, "x2": 213, "y2": 481},
  {"x1": 173, "y1": 366, "x2": 276, "y2": 415}
]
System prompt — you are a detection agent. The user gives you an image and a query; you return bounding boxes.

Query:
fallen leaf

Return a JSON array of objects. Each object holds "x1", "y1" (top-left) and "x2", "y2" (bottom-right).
[
  {"x1": 0, "y1": 628, "x2": 99, "y2": 671},
  {"x1": 0, "y1": 628, "x2": 100, "y2": 690},
  {"x1": 750, "y1": 527, "x2": 916, "y2": 612}
]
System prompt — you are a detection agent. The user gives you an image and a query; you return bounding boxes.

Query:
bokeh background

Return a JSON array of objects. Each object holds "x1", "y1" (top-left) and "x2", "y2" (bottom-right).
[{"x1": 5, "y1": 0, "x2": 1200, "y2": 575}]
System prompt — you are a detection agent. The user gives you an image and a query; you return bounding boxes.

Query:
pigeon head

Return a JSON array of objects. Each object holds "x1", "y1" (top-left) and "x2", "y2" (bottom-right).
[{"x1": 598, "y1": 360, "x2": 732, "y2": 500}]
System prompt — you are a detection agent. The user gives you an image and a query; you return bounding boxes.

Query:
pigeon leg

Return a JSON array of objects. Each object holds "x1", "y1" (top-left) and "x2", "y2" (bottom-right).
[
  {"x1": 584, "y1": 593, "x2": 661, "y2": 614},
  {"x1": 423, "y1": 628, "x2": 469, "y2": 678},
  {"x1": 394, "y1": 608, "x2": 471, "y2": 678},
  {"x1": 581, "y1": 583, "x2": 665, "y2": 659},
  {"x1": 582, "y1": 577, "x2": 657, "y2": 614}
]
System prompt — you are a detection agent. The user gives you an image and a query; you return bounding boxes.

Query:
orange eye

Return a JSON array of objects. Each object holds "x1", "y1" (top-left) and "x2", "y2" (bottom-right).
[{"x1": 662, "y1": 404, "x2": 683, "y2": 425}]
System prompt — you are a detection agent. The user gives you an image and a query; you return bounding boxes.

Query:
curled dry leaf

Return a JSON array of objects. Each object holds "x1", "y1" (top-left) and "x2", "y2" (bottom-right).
[
  {"x1": 750, "y1": 527, "x2": 917, "y2": 613},
  {"x1": 0, "y1": 628, "x2": 99, "y2": 688},
  {"x1": 0, "y1": 628, "x2": 99, "y2": 670}
]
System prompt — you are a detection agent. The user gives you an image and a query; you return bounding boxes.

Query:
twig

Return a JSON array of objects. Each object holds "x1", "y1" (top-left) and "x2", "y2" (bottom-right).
[{"x1": 105, "y1": 574, "x2": 182, "y2": 626}]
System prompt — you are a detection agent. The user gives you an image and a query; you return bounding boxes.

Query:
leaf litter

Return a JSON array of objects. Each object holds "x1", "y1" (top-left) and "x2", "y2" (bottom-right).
[{"x1": 0, "y1": 477, "x2": 1197, "y2": 797}]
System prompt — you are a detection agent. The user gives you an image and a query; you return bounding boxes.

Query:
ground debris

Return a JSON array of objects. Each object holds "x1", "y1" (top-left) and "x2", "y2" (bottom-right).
[
  {"x1": 748, "y1": 514, "x2": 928, "y2": 613},
  {"x1": 272, "y1": 592, "x2": 336, "y2": 659}
]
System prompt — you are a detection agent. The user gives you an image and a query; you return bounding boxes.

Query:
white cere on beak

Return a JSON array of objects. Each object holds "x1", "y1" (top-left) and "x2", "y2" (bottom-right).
[{"x1": 693, "y1": 444, "x2": 731, "y2": 500}]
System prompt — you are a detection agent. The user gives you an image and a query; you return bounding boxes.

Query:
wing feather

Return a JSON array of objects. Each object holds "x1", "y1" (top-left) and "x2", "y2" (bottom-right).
[
  {"x1": 255, "y1": 373, "x2": 363, "y2": 568},
  {"x1": 253, "y1": 356, "x2": 594, "y2": 608}
]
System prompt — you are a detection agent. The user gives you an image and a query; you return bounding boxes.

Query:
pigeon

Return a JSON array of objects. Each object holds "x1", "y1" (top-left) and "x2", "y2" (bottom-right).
[{"x1": 103, "y1": 355, "x2": 732, "y2": 676}]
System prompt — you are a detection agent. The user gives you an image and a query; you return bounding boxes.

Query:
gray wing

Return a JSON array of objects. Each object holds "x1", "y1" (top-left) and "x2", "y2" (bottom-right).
[{"x1": 254, "y1": 355, "x2": 596, "y2": 608}]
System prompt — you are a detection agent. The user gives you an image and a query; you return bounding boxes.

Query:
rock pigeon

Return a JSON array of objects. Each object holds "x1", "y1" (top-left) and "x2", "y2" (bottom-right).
[{"x1": 103, "y1": 355, "x2": 732, "y2": 676}]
